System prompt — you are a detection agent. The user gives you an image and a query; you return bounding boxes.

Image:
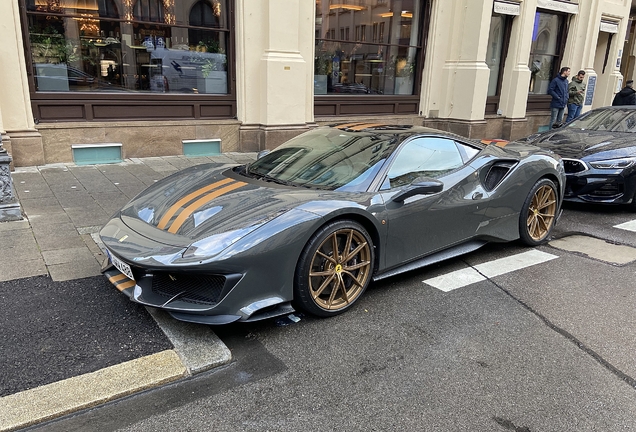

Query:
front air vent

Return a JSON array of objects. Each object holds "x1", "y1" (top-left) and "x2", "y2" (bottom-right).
[
  {"x1": 151, "y1": 273, "x2": 226, "y2": 306},
  {"x1": 563, "y1": 158, "x2": 588, "y2": 173},
  {"x1": 483, "y1": 161, "x2": 516, "y2": 191}
]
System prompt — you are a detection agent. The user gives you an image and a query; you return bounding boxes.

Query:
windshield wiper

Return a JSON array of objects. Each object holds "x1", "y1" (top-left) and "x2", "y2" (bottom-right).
[{"x1": 248, "y1": 170, "x2": 298, "y2": 187}]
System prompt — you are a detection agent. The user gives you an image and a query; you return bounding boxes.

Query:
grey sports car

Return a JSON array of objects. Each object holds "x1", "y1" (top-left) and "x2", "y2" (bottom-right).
[{"x1": 100, "y1": 124, "x2": 565, "y2": 324}]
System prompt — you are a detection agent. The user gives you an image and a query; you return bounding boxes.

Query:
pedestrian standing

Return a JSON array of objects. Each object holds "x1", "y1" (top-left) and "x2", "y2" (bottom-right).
[
  {"x1": 612, "y1": 80, "x2": 636, "y2": 106},
  {"x1": 548, "y1": 67, "x2": 570, "y2": 128},
  {"x1": 566, "y1": 70, "x2": 586, "y2": 123}
]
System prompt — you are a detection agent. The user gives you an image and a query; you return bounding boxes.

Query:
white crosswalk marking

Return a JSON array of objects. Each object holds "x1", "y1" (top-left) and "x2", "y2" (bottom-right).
[
  {"x1": 423, "y1": 250, "x2": 559, "y2": 292},
  {"x1": 614, "y1": 220, "x2": 636, "y2": 233}
]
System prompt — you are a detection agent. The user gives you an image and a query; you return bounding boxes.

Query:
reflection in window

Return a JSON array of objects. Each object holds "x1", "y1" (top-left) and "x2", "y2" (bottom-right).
[
  {"x1": 26, "y1": 0, "x2": 229, "y2": 94},
  {"x1": 386, "y1": 138, "x2": 463, "y2": 188},
  {"x1": 486, "y1": 13, "x2": 508, "y2": 97},
  {"x1": 566, "y1": 109, "x2": 625, "y2": 131},
  {"x1": 613, "y1": 113, "x2": 636, "y2": 132},
  {"x1": 528, "y1": 11, "x2": 563, "y2": 95},
  {"x1": 314, "y1": 0, "x2": 423, "y2": 96}
]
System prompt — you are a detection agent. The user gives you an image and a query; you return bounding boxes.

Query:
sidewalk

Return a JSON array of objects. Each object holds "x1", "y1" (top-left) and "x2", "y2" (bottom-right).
[{"x1": 0, "y1": 153, "x2": 257, "y2": 431}]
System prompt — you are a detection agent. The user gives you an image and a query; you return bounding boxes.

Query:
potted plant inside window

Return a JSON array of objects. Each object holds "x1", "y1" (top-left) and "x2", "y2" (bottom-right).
[
  {"x1": 314, "y1": 42, "x2": 333, "y2": 95},
  {"x1": 30, "y1": 25, "x2": 82, "y2": 91},
  {"x1": 394, "y1": 57, "x2": 415, "y2": 95},
  {"x1": 196, "y1": 40, "x2": 227, "y2": 94}
]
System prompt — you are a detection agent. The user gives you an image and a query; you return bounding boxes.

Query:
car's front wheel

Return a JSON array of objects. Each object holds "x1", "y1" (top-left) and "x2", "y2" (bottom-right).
[
  {"x1": 294, "y1": 220, "x2": 374, "y2": 317},
  {"x1": 519, "y1": 178, "x2": 558, "y2": 246}
]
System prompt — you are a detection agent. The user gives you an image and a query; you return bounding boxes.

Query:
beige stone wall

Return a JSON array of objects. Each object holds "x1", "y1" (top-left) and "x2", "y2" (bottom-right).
[{"x1": 1, "y1": 0, "x2": 634, "y2": 166}]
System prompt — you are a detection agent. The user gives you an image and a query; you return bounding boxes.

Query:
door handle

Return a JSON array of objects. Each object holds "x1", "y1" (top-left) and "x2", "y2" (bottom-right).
[{"x1": 472, "y1": 192, "x2": 483, "y2": 200}]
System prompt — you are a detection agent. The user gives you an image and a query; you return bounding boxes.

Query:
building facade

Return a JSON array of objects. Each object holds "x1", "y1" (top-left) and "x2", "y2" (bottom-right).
[{"x1": 0, "y1": 0, "x2": 634, "y2": 167}]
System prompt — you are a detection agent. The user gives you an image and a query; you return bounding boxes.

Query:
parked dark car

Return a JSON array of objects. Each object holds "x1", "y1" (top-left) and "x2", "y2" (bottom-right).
[
  {"x1": 517, "y1": 106, "x2": 636, "y2": 210},
  {"x1": 100, "y1": 124, "x2": 565, "y2": 325}
]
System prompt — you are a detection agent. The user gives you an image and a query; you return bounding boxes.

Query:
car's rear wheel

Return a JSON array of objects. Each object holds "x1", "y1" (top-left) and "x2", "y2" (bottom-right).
[
  {"x1": 294, "y1": 220, "x2": 374, "y2": 317},
  {"x1": 519, "y1": 178, "x2": 558, "y2": 246}
]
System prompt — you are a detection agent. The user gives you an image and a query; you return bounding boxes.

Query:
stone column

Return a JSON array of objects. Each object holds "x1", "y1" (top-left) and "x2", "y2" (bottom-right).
[
  {"x1": 0, "y1": 0, "x2": 44, "y2": 167},
  {"x1": 424, "y1": 0, "x2": 492, "y2": 138},
  {"x1": 235, "y1": 0, "x2": 315, "y2": 151}
]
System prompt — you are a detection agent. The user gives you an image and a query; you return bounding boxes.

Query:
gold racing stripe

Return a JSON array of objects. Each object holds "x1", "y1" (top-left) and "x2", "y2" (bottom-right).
[
  {"x1": 333, "y1": 122, "x2": 366, "y2": 130},
  {"x1": 347, "y1": 123, "x2": 387, "y2": 131},
  {"x1": 156, "y1": 177, "x2": 235, "y2": 230},
  {"x1": 481, "y1": 139, "x2": 509, "y2": 147},
  {"x1": 108, "y1": 273, "x2": 136, "y2": 291},
  {"x1": 167, "y1": 181, "x2": 248, "y2": 234}
]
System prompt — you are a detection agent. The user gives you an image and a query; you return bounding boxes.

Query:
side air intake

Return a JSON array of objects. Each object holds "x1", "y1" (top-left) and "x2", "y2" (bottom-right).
[{"x1": 483, "y1": 161, "x2": 516, "y2": 191}]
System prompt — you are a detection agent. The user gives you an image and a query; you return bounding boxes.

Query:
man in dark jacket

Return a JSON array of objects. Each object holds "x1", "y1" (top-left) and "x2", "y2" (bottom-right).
[
  {"x1": 548, "y1": 66, "x2": 570, "y2": 128},
  {"x1": 612, "y1": 80, "x2": 636, "y2": 106}
]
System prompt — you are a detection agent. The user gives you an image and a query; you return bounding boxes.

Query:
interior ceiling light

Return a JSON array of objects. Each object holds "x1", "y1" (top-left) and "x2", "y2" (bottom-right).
[
  {"x1": 329, "y1": 4, "x2": 366, "y2": 11},
  {"x1": 379, "y1": 11, "x2": 413, "y2": 18}
]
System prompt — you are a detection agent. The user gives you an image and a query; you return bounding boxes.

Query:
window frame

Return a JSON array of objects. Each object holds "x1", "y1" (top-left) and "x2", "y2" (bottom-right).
[
  {"x1": 314, "y1": 0, "x2": 432, "y2": 117},
  {"x1": 19, "y1": 0, "x2": 237, "y2": 123},
  {"x1": 485, "y1": 12, "x2": 513, "y2": 115},
  {"x1": 380, "y1": 136, "x2": 468, "y2": 190},
  {"x1": 526, "y1": 9, "x2": 569, "y2": 112}
]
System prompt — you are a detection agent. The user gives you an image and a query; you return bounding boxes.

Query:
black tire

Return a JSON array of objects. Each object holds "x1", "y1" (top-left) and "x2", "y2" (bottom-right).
[
  {"x1": 294, "y1": 220, "x2": 374, "y2": 317},
  {"x1": 519, "y1": 178, "x2": 558, "y2": 246}
]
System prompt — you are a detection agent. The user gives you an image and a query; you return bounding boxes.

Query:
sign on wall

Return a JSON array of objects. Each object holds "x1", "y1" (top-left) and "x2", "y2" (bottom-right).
[
  {"x1": 600, "y1": 20, "x2": 619, "y2": 34},
  {"x1": 493, "y1": 1, "x2": 520, "y2": 16},
  {"x1": 585, "y1": 76, "x2": 596, "y2": 106},
  {"x1": 537, "y1": 0, "x2": 579, "y2": 14}
]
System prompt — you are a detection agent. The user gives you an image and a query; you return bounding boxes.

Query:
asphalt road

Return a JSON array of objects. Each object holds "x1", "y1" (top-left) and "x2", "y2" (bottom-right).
[
  {"x1": 24, "y1": 203, "x2": 636, "y2": 432},
  {"x1": 0, "y1": 275, "x2": 172, "y2": 397}
]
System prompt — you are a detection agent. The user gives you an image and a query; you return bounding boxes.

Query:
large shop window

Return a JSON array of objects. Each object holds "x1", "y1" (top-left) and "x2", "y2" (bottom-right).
[
  {"x1": 18, "y1": 0, "x2": 236, "y2": 122},
  {"x1": 527, "y1": 10, "x2": 567, "y2": 111},
  {"x1": 485, "y1": 12, "x2": 512, "y2": 115},
  {"x1": 314, "y1": 0, "x2": 429, "y2": 117},
  {"x1": 22, "y1": 0, "x2": 234, "y2": 122}
]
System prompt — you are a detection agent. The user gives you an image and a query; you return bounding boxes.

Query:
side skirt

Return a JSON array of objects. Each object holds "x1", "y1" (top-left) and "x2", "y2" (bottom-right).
[{"x1": 373, "y1": 240, "x2": 488, "y2": 282}]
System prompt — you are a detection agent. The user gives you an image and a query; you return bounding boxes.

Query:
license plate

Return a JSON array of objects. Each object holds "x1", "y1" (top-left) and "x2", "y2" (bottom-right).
[{"x1": 107, "y1": 249, "x2": 135, "y2": 281}]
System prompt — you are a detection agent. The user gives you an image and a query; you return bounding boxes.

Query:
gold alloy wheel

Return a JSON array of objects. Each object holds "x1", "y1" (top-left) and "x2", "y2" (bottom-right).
[
  {"x1": 308, "y1": 228, "x2": 372, "y2": 311},
  {"x1": 526, "y1": 184, "x2": 557, "y2": 241}
]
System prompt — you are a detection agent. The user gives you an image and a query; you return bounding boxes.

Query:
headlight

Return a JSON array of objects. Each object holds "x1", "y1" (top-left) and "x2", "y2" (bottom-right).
[
  {"x1": 182, "y1": 226, "x2": 258, "y2": 259},
  {"x1": 589, "y1": 157, "x2": 636, "y2": 169}
]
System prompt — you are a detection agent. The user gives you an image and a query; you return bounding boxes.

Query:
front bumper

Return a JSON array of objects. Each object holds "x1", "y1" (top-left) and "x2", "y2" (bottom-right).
[{"x1": 563, "y1": 164, "x2": 636, "y2": 205}]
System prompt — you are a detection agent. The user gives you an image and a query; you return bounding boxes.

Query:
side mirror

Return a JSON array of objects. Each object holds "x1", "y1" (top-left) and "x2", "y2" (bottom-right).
[
  {"x1": 257, "y1": 150, "x2": 270, "y2": 160},
  {"x1": 391, "y1": 178, "x2": 443, "y2": 203}
]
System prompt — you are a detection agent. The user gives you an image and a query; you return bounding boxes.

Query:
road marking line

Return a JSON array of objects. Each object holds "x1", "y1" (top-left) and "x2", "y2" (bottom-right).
[
  {"x1": 423, "y1": 267, "x2": 485, "y2": 292},
  {"x1": 614, "y1": 220, "x2": 636, "y2": 232},
  {"x1": 423, "y1": 250, "x2": 558, "y2": 292}
]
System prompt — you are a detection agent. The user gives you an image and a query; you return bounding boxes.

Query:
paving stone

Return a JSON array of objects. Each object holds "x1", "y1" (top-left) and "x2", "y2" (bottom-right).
[
  {"x1": 0, "y1": 220, "x2": 30, "y2": 233},
  {"x1": 33, "y1": 228, "x2": 86, "y2": 252},
  {"x1": 0, "y1": 233, "x2": 41, "y2": 264},
  {"x1": 27, "y1": 212, "x2": 72, "y2": 226},
  {"x1": 19, "y1": 197, "x2": 63, "y2": 213},
  {"x1": 63, "y1": 208, "x2": 110, "y2": 229},
  {"x1": 42, "y1": 246, "x2": 95, "y2": 266},
  {"x1": 47, "y1": 257, "x2": 102, "y2": 281},
  {"x1": 0, "y1": 259, "x2": 47, "y2": 282}
]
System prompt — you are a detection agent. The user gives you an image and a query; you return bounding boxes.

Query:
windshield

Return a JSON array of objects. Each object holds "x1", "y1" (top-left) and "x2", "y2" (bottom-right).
[
  {"x1": 246, "y1": 128, "x2": 400, "y2": 191},
  {"x1": 566, "y1": 109, "x2": 629, "y2": 131}
]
